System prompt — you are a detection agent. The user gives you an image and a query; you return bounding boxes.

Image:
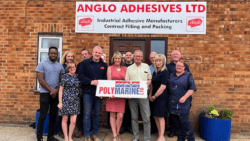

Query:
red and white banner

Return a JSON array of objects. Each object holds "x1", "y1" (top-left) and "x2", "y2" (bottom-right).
[
  {"x1": 75, "y1": 2, "x2": 206, "y2": 34},
  {"x1": 96, "y1": 80, "x2": 148, "y2": 99}
]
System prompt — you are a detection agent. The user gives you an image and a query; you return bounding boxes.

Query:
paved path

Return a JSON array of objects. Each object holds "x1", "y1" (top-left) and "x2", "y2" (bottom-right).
[{"x1": 0, "y1": 124, "x2": 249, "y2": 141}]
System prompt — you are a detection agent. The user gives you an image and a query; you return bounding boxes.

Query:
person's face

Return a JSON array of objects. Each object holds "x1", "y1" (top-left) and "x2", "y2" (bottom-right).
[
  {"x1": 81, "y1": 50, "x2": 89, "y2": 60},
  {"x1": 176, "y1": 62, "x2": 185, "y2": 73},
  {"x1": 125, "y1": 52, "x2": 133, "y2": 62},
  {"x1": 92, "y1": 48, "x2": 102, "y2": 60},
  {"x1": 66, "y1": 53, "x2": 74, "y2": 63},
  {"x1": 150, "y1": 53, "x2": 157, "y2": 64},
  {"x1": 155, "y1": 59, "x2": 163, "y2": 69},
  {"x1": 134, "y1": 51, "x2": 143, "y2": 64},
  {"x1": 68, "y1": 63, "x2": 76, "y2": 74},
  {"x1": 171, "y1": 50, "x2": 181, "y2": 62},
  {"x1": 48, "y1": 49, "x2": 58, "y2": 62},
  {"x1": 114, "y1": 56, "x2": 121, "y2": 66}
]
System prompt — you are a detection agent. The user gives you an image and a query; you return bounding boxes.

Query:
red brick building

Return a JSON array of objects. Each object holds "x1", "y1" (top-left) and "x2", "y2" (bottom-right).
[{"x1": 0, "y1": 0, "x2": 249, "y2": 136}]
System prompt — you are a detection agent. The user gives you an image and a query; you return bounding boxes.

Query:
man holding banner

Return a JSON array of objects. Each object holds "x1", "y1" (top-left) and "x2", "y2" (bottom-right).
[
  {"x1": 125, "y1": 50, "x2": 152, "y2": 141},
  {"x1": 78, "y1": 46, "x2": 108, "y2": 141}
]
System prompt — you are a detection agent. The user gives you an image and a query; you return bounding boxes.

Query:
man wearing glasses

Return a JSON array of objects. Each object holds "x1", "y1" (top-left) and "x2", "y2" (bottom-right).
[
  {"x1": 36, "y1": 46, "x2": 65, "y2": 141},
  {"x1": 125, "y1": 50, "x2": 152, "y2": 141}
]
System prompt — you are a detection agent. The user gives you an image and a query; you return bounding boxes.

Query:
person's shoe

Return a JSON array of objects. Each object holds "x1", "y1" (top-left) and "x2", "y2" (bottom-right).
[
  {"x1": 57, "y1": 131, "x2": 64, "y2": 138},
  {"x1": 119, "y1": 126, "x2": 126, "y2": 134},
  {"x1": 75, "y1": 131, "x2": 83, "y2": 138},
  {"x1": 168, "y1": 131, "x2": 176, "y2": 137},
  {"x1": 128, "y1": 127, "x2": 133, "y2": 134},
  {"x1": 47, "y1": 136, "x2": 59, "y2": 141},
  {"x1": 132, "y1": 139, "x2": 139, "y2": 141},
  {"x1": 85, "y1": 137, "x2": 91, "y2": 141},
  {"x1": 92, "y1": 135, "x2": 101, "y2": 141},
  {"x1": 37, "y1": 138, "x2": 43, "y2": 141}
]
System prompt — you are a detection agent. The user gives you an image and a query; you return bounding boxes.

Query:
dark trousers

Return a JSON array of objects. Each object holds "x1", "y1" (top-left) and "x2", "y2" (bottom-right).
[
  {"x1": 121, "y1": 99, "x2": 131, "y2": 129},
  {"x1": 76, "y1": 96, "x2": 84, "y2": 132},
  {"x1": 37, "y1": 93, "x2": 58, "y2": 139},
  {"x1": 171, "y1": 114, "x2": 195, "y2": 141},
  {"x1": 169, "y1": 114, "x2": 178, "y2": 132}
]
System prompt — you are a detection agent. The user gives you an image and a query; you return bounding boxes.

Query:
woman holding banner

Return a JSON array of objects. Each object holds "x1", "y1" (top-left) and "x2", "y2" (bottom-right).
[
  {"x1": 106, "y1": 52, "x2": 127, "y2": 141},
  {"x1": 149, "y1": 54, "x2": 169, "y2": 141}
]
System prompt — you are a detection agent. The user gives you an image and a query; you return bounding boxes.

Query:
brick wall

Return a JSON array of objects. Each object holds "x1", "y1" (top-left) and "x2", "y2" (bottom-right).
[{"x1": 0, "y1": 0, "x2": 249, "y2": 135}]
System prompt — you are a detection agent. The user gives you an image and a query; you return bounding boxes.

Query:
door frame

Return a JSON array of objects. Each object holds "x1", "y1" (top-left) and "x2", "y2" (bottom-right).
[{"x1": 110, "y1": 37, "x2": 168, "y2": 65}]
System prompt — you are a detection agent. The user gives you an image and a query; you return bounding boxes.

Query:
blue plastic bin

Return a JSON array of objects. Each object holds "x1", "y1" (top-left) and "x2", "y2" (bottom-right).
[
  {"x1": 200, "y1": 114, "x2": 231, "y2": 141},
  {"x1": 35, "y1": 109, "x2": 49, "y2": 136}
]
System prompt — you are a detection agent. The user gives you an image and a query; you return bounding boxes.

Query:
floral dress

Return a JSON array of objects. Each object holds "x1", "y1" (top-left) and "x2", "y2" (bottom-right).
[{"x1": 58, "y1": 73, "x2": 81, "y2": 116}]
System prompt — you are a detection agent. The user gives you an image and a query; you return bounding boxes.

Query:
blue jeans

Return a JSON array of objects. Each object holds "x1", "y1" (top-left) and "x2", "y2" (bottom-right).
[{"x1": 83, "y1": 94, "x2": 102, "y2": 137}]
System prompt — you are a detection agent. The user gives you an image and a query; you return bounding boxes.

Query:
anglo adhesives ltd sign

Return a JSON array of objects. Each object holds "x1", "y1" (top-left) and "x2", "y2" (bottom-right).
[{"x1": 75, "y1": 2, "x2": 206, "y2": 34}]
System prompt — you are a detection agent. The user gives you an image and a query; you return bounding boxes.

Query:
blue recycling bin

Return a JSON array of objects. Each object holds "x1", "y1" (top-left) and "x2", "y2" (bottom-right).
[
  {"x1": 35, "y1": 109, "x2": 49, "y2": 135},
  {"x1": 200, "y1": 114, "x2": 231, "y2": 141}
]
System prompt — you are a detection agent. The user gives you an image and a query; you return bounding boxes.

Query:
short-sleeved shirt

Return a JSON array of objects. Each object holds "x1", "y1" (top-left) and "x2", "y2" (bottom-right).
[
  {"x1": 168, "y1": 71, "x2": 196, "y2": 115},
  {"x1": 152, "y1": 69, "x2": 169, "y2": 97},
  {"x1": 149, "y1": 65, "x2": 154, "y2": 76},
  {"x1": 35, "y1": 59, "x2": 65, "y2": 93},
  {"x1": 125, "y1": 63, "x2": 151, "y2": 81}
]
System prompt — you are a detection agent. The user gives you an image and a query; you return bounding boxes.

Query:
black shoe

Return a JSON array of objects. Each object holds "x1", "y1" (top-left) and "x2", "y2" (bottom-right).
[
  {"x1": 120, "y1": 126, "x2": 126, "y2": 134},
  {"x1": 168, "y1": 131, "x2": 176, "y2": 137},
  {"x1": 47, "y1": 136, "x2": 59, "y2": 141},
  {"x1": 128, "y1": 127, "x2": 133, "y2": 134},
  {"x1": 57, "y1": 131, "x2": 64, "y2": 138},
  {"x1": 37, "y1": 138, "x2": 43, "y2": 141}
]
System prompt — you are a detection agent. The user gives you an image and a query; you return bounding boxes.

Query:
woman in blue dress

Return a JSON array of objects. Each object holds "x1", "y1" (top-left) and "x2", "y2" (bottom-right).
[
  {"x1": 58, "y1": 62, "x2": 81, "y2": 141},
  {"x1": 149, "y1": 54, "x2": 169, "y2": 141},
  {"x1": 168, "y1": 60, "x2": 196, "y2": 141}
]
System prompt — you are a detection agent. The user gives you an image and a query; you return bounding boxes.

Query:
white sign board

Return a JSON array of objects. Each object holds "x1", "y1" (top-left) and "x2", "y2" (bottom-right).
[
  {"x1": 96, "y1": 80, "x2": 148, "y2": 99},
  {"x1": 75, "y1": 2, "x2": 206, "y2": 34}
]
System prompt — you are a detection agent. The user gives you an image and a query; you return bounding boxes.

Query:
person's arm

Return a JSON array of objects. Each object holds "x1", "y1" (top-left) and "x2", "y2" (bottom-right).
[
  {"x1": 57, "y1": 86, "x2": 64, "y2": 110},
  {"x1": 179, "y1": 90, "x2": 194, "y2": 103},
  {"x1": 179, "y1": 73, "x2": 196, "y2": 103},
  {"x1": 77, "y1": 61, "x2": 97, "y2": 85},
  {"x1": 107, "y1": 66, "x2": 112, "y2": 80},
  {"x1": 185, "y1": 64, "x2": 190, "y2": 72},
  {"x1": 37, "y1": 72, "x2": 56, "y2": 94}
]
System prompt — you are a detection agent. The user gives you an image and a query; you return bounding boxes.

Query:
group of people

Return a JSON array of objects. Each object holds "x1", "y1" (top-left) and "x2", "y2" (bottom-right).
[{"x1": 35, "y1": 46, "x2": 196, "y2": 141}]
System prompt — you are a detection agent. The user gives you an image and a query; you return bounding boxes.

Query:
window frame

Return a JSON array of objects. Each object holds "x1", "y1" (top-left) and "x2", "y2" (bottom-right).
[{"x1": 36, "y1": 35, "x2": 63, "y2": 90}]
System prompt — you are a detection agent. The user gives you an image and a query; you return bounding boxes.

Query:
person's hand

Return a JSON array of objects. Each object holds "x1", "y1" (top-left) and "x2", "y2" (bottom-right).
[
  {"x1": 179, "y1": 97, "x2": 186, "y2": 103},
  {"x1": 150, "y1": 96, "x2": 156, "y2": 102},
  {"x1": 126, "y1": 97, "x2": 130, "y2": 99},
  {"x1": 50, "y1": 89, "x2": 57, "y2": 98},
  {"x1": 57, "y1": 103, "x2": 62, "y2": 110},
  {"x1": 98, "y1": 96, "x2": 103, "y2": 99},
  {"x1": 111, "y1": 95, "x2": 115, "y2": 98},
  {"x1": 91, "y1": 80, "x2": 99, "y2": 86}
]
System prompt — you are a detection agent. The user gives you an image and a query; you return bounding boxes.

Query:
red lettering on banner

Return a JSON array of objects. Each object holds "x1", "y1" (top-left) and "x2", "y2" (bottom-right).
[
  {"x1": 137, "y1": 4, "x2": 144, "y2": 12},
  {"x1": 79, "y1": 18, "x2": 92, "y2": 26},
  {"x1": 188, "y1": 18, "x2": 203, "y2": 27},
  {"x1": 120, "y1": 4, "x2": 128, "y2": 12},
  {"x1": 151, "y1": 4, "x2": 157, "y2": 12},
  {"x1": 94, "y1": 4, "x2": 101, "y2": 12},
  {"x1": 161, "y1": 4, "x2": 169, "y2": 12},
  {"x1": 145, "y1": 4, "x2": 151, "y2": 12},
  {"x1": 109, "y1": 4, "x2": 116, "y2": 12},
  {"x1": 77, "y1": 4, "x2": 84, "y2": 12},
  {"x1": 99, "y1": 87, "x2": 104, "y2": 93},
  {"x1": 198, "y1": 5, "x2": 205, "y2": 12},
  {"x1": 85, "y1": 4, "x2": 92, "y2": 12},
  {"x1": 111, "y1": 87, "x2": 114, "y2": 94},
  {"x1": 176, "y1": 4, "x2": 182, "y2": 12},
  {"x1": 191, "y1": 4, "x2": 197, "y2": 12},
  {"x1": 129, "y1": 4, "x2": 136, "y2": 12},
  {"x1": 170, "y1": 4, "x2": 175, "y2": 12},
  {"x1": 186, "y1": 5, "x2": 191, "y2": 12}
]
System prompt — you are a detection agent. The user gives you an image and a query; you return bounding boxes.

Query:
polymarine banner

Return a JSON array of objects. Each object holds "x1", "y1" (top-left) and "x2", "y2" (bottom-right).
[
  {"x1": 96, "y1": 80, "x2": 147, "y2": 99},
  {"x1": 75, "y1": 2, "x2": 206, "y2": 34}
]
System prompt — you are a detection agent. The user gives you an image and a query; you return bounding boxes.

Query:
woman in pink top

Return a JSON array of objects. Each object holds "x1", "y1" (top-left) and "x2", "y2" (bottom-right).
[{"x1": 106, "y1": 52, "x2": 127, "y2": 141}]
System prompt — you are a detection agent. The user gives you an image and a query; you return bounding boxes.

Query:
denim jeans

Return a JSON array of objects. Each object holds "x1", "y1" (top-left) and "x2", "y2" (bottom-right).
[
  {"x1": 37, "y1": 93, "x2": 58, "y2": 139},
  {"x1": 83, "y1": 94, "x2": 102, "y2": 137}
]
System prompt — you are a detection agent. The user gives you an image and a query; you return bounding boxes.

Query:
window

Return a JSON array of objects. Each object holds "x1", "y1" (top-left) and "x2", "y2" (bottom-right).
[
  {"x1": 37, "y1": 35, "x2": 63, "y2": 90},
  {"x1": 150, "y1": 40, "x2": 165, "y2": 54}
]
